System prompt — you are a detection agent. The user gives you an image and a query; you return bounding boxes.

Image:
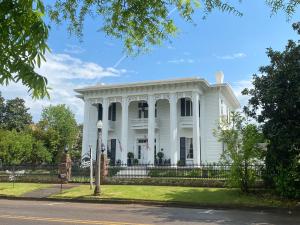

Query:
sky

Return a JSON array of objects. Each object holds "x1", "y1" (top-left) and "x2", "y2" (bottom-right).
[{"x1": 1, "y1": 1, "x2": 299, "y2": 123}]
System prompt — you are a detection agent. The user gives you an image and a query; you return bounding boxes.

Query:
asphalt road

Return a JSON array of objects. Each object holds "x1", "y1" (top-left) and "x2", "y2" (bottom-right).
[{"x1": 0, "y1": 199, "x2": 299, "y2": 225}]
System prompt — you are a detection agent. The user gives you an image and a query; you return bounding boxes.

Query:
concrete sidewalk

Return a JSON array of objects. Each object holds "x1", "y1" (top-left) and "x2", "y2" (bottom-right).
[{"x1": 21, "y1": 184, "x2": 79, "y2": 198}]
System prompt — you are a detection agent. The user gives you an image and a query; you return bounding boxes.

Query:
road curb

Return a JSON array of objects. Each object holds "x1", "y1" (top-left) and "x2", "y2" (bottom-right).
[{"x1": 0, "y1": 195, "x2": 299, "y2": 213}]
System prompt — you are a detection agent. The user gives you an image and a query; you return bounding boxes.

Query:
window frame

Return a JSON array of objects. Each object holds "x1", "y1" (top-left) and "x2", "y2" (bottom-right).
[{"x1": 180, "y1": 98, "x2": 193, "y2": 117}]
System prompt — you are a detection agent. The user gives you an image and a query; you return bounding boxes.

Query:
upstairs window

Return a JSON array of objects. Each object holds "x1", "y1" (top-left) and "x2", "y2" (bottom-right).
[
  {"x1": 108, "y1": 103, "x2": 116, "y2": 121},
  {"x1": 138, "y1": 102, "x2": 148, "y2": 118},
  {"x1": 180, "y1": 98, "x2": 193, "y2": 117}
]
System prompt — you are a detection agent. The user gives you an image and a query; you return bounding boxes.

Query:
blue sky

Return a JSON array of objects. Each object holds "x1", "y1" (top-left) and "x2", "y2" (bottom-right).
[{"x1": 1, "y1": 1, "x2": 299, "y2": 122}]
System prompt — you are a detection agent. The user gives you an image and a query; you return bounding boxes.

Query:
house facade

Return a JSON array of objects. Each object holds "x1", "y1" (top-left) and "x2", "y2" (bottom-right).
[{"x1": 75, "y1": 74, "x2": 240, "y2": 165}]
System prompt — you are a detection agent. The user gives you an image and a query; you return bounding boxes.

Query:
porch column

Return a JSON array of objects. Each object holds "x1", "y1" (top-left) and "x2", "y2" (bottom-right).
[
  {"x1": 82, "y1": 99, "x2": 98, "y2": 160},
  {"x1": 82, "y1": 100, "x2": 90, "y2": 158},
  {"x1": 102, "y1": 98, "x2": 109, "y2": 154},
  {"x1": 121, "y1": 96, "x2": 128, "y2": 164},
  {"x1": 200, "y1": 95, "x2": 206, "y2": 163},
  {"x1": 192, "y1": 92, "x2": 201, "y2": 165},
  {"x1": 170, "y1": 93, "x2": 178, "y2": 165},
  {"x1": 147, "y1": 95, "x2": 155, "y2": 164}
]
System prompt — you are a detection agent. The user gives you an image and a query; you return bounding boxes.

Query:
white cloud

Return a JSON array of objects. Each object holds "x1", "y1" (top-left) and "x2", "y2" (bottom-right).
[
  {"x1": 0, "y1": 53, "x2": 127, "y2": 123},
  {"x1": 167, "y1": 58, "x2": 195, "y2": 64},
  {"x1": 105, "y1": 41, "x2": 115, "y2": 47},
  {"x1": 216, "y1": 52, "x2": 247, "y2": 60},
  {"x1": 64, "y1": 44, "x2": 85, "y2": 54},
  {"x1": 166, "y1": 45, "x2": 175, "y2": 50}
]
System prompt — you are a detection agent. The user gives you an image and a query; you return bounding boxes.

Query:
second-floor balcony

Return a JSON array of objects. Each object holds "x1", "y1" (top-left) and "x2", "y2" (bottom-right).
[
  {"x1": 108, "y1": 120, "x2": 116, "y2": 131},
  {"x1": 179, "y1": 116, "x2": 193, "y2": 128},
  {"x1": 130, "y1": 118, "x2": 159, "y2": 130}
]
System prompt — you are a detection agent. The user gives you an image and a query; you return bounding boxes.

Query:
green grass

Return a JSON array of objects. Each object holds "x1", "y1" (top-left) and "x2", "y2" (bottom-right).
[
  {"x1": 0, "y1": 183, "x2": 49, "y2": 197},
  {"x1": 51, "y1": 185, "x2": 295, "y2": 208}
]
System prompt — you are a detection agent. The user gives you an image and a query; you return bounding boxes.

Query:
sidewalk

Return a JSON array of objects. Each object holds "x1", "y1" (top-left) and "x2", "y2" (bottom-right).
[{"x1": 21, "y1": 184, "x2": 79, "y2": 198}]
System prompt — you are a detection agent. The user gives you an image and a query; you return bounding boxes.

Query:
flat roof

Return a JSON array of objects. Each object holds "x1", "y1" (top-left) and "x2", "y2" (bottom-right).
[{"x1": 74, "y1": 77, "x2": 240, "y2": 108}]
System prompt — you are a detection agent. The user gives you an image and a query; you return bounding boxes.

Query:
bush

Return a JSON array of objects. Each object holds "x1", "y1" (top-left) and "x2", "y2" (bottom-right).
[
  {"x1": 273, "y1": 162, "x2": 300, "y2": 198},
  {"x1": 127, "y1": 152, "x2": 134, "y2": 159},
  {"x1": 177, "y1": 160, "x2": 185, "y2": 166}
]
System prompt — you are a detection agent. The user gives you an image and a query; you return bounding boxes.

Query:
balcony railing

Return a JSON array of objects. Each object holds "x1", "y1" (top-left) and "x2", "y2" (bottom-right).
[
  {"x1": 179, "y1": 116, "x2": 193, "y2": 128},
  {"x1": 108, "y1": 120, "x2": 116, "y2": 131},
  {"x1": 130, "y1": 118, "x2": 159, "y2": 129}
]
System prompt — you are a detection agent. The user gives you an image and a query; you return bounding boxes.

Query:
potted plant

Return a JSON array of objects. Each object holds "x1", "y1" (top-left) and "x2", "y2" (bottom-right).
[
  {"x1": 127, "y1": 152, "x2": 134, "y2": 166},
  {"x1": 133, "y1": 159, "x2": 139, "y2": 165},
  {"x1": 157, "y1": 152, "x2": 164, "y2": 165}
]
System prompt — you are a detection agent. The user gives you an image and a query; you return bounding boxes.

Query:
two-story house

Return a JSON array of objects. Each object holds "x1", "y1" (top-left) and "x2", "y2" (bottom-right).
[{"x1": 75, "y1": 73, "x2": 240, "y2": 165}]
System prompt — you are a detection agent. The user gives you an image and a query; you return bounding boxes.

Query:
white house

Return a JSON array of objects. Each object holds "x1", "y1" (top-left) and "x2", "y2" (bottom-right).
[{"x1": 75, "y1": 73, "x2": 240, "y2": 165}]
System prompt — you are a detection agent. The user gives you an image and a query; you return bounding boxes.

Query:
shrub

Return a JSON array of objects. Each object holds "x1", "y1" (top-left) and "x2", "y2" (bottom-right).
[
  {"x1": 157, "y1": 152, "x2": 164, "y2": 159},
  {"x1": 273, "y1": 162, "x2": 300, "y2": 198},
  {"x1": 127, "y1": 152, "x2": 134, "y2": 159},
  {"x1": 177, "y1": 160, "x2": 185, "y2": 166}
]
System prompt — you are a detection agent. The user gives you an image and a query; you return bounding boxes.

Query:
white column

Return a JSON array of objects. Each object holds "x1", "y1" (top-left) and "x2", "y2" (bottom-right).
[
  {"x1": 200, "y1": 95, "x2": 206, "y2": 163},
  {"x1": 82, "y1": 100, "x2": 90, "y2": 158},
  {"x1": 82, "y1": 100, "x2": 98, "y2": 160},
  {"x1": 170, "y1": 93, "x2": 178, "y2": 164},
  {"x1": 148, "y1": 95, "x2": 155, "y2": 164},
  {"x1": 192, "y1": 92, "x2": 201, "y2": 164},
  {"x1": 102, "y1": 98, "x2": 109, "y2": 153},
  {"x1": 121, "y1": 96, "x2": 128, "y2": 164}
]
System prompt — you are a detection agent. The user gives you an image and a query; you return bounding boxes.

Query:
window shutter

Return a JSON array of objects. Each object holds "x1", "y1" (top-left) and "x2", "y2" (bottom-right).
[
  {"x1": 181, "y1": 98, "x2": 185, "y2": 116},
  {"x1": 111, "y1": 139, "x2": 116, "y2": 165},
  {"x1": 180, "y1": 137, "x2": 186, "y2": 162},
  {"x1": 98, "y1": 104, "x2": 103, "y2": 120},
  {"x1": 186, "y1": 100, "x2": 191, "y2": 116},
  {"x1": 108, "y1": 105, "x2": 112, "y2": 120},
  {"x1": 112, "y1": 103, "x2": 116, "y2": 121}
]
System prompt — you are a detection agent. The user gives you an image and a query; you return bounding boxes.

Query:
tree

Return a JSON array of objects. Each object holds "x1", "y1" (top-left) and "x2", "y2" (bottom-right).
[
  {"x1": 214, "y1": 112, "x2": 264, "y2": 192},
  {"x1": 0, "y1": 92, "x2": 4, "y2": 125},
  {"x1": 38, "y1": 104, "x2": 78, "y2": 162},
  {"x1": 0, "y1": 0, "x2": 49, "y2": 99},
  {"x1": 0, "y1": 129, "x2": 51, "y2": 166},
  {"x1": 0, "y1": 97, "x2": 32, "y2": 131},
  {"x1": 1, "y1": 1, "x2": 299, "y2": 98},
  {"x1": 242, "y1": 23, "x2": 300, "y2": 198},
  {"x1": 70, "y1": 124, "x2": 83, "y2": 164}
]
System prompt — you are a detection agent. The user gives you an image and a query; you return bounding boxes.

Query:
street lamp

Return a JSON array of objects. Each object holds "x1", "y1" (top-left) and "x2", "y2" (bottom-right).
[{"x1": 94, "y1": 120, "x2": 103, "y2": 195}]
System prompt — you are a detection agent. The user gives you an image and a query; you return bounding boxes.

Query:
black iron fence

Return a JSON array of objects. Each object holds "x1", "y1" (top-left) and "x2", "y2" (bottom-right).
[
  {"x1": 0, "y1": 164, "x2": 59, "y2": 183},
  {"x1": 0, "y1": 163, "x2": 265, "y2": 182},
  {"x1": 107, "y1": 164, "x2": 264, "y2": 179}
]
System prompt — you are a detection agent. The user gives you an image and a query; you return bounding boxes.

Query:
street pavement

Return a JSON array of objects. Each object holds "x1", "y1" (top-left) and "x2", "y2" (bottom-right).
[{"x1": 0, "y1": 199, "x2": 299, "y2": 225}]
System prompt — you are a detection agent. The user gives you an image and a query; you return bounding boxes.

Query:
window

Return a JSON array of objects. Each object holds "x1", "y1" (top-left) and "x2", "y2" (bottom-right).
[
  {"x1": 186, "y1": 138, "x2": 193, "y2": 159},
  {"x1": 138, "y1": 101, "x2": 148, "y2": 118},
  {"x1": 227, "y1": 108, "x2": 231, "y2": 123},
  {"x1": 108, "y1": 103, "x2": 116, "y2": 121},
  {"x1": 180, "y1": 137, "x2": 193, "y2": 161},
  {"x1": 220, "y1": 99, "x2": 224, "y2": 115},
  {"x1": 180, "y1": 98, "x2": 193, "y2": 117}
]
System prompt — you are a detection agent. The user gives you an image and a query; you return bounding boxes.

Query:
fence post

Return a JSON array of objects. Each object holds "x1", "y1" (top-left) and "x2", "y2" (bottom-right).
[{"x1": 59, "y1": 152, "x2": 72, "y2": 183}]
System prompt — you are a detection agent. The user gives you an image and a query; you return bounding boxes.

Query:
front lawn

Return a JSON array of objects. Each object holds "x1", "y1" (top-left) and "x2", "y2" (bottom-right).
[
  {"x1": 0, "y1": 183, "x2": 49, "y2": 197},
  {"x1": 51, "y1": 185, "x2": 295, "y2": 208}
]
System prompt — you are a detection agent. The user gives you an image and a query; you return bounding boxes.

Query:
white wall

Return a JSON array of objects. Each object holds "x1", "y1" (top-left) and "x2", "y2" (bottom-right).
[{"x1": 203, "y1": 89, "x2": 222, "y2": 163}]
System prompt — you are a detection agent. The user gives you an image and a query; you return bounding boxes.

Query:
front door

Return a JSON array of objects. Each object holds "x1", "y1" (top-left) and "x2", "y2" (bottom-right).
[{"x1": 137, "y1": 139, "x2": 148, "y2": 164}]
